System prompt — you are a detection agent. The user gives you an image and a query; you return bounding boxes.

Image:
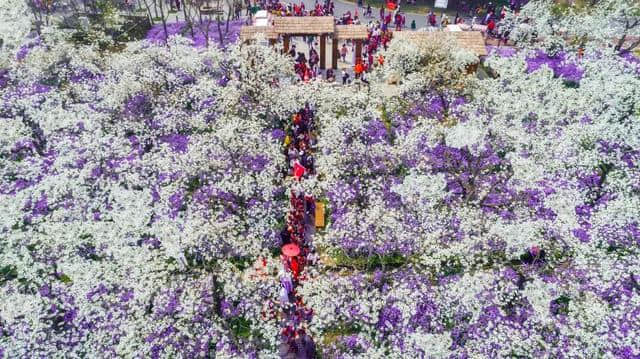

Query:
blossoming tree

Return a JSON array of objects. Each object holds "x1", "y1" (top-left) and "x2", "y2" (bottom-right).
[{"x1": 1, "y1": 3, "x2": 639, "y2": 357}]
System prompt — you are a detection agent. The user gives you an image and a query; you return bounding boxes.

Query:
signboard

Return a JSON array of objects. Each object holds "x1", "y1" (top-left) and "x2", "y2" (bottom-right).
[
  {"x1": 434, "y1": 0, "x2": 448, "y2": 8},
  {"x1": 314, "y1": 202, "x2": 325, "y2": 228}
]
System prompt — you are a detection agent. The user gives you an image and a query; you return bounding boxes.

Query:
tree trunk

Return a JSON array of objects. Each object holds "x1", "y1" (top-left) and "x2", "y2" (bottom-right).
[
  {"x1": 217, "y1": 15, "x2": 224, "y2": 47},
  {"x1": 157, "y1": 0, "x2": 169, "y2": 43},
  {"x1": 615, "y1": 33, "x2": 627, "y2": 53},
  {"x1": 183, "y1": 1, "x2": 195, "y2": 39}
]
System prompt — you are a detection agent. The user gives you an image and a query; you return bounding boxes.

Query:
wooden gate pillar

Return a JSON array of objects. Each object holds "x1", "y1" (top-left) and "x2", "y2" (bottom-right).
[
  {"x1": 283, "y1": 35, "x2": 290, "y2": 54},
  {"x1": 332, "y1": 36, "x2": 338, "y2": 69},
  {"x1": 319, "y1": 34, "x2": 327, "y2": 69},
  {"x1": 355, "y1": 39, "x2": 363, "y2": 64}
]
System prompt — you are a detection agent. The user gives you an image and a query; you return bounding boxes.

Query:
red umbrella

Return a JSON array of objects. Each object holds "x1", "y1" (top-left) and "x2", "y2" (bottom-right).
[
  {"x1": 282, "y1": 243, "x2": 301, "y2": 257},
  {"x1": 386, "y1": 1, "x2": 396, "y2": 10},
  {"x1": 293, "y1": 162, "x2": 306, "y2": 179}
]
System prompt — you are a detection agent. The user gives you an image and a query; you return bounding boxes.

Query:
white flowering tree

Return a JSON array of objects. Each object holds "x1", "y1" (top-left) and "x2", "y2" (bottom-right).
[
  {"x1": 506, "y1": 0, "x2": 640, "y2": 54},
  {"x1": 0, "y1": 26, "x2": 298, "y2": 355},
  {"x1": 301, "y1": 21, "x2": 640, "y2": 358},
  {"x1": 1, "y1": 3, "x2": 640, "y2": 357}
]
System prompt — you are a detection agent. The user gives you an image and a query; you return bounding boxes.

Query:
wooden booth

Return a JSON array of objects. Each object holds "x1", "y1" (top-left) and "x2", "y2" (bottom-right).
[
  {"x1": 241, "y1": 17, "x2": 370, "y2": 70},
  {"x1": 334, "y1": 25, "x2": 368, "y2": 69}
]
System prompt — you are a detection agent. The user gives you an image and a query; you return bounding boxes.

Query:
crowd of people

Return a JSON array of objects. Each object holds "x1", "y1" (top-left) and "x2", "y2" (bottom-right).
[
  {"x1": 279, "y1": 13, "x2": 389, "y2": 84},
  {"x1": 278, "y1": 105, "x2": 318, "y2": 358},
  {"x1": 285, "y1": 105, "x2": 316, "y2": 174},
  {"x1": 257, "y1": 0, "x2": 335, "y2": 16}
]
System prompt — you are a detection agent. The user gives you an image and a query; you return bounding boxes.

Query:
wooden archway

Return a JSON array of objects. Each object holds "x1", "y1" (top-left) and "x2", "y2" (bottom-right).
[{"x1": 240, "y1": 17, "x2": 369, "y2": 70}]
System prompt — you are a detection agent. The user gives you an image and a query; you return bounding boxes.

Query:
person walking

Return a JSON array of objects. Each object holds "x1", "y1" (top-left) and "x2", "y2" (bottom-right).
[
  {"x1": 428, "y1": 10, "x2": 437, "y2": 27},
  {"x1": 487, "y1": 18, "x2": 496, "y2": 37},
  {"x1": 341, "y1": 70, "x2": 350, "y2": 85},
  {"x1": 326, "y1": 68, "x2": 335, "y2": 82},
  {"x1": 360, "y1": 71, "x2": 369, "y2": 86},
  {"x1": 440, "y1": 13, "x2": 449, "y2": 28},
  {"x1": 354, "y1": 60, "x2": 364, "y2": 79},
  {"x1": 234, "y1": 0, "x2": 242, "y2": 20},
  {"x1": 340, "y1": 43, "x2": 348, "y2": 62}
]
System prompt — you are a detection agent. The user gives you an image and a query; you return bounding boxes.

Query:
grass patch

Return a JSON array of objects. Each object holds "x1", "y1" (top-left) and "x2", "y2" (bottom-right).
[
  {"x1": 439, "y1": 257, "x2": 463, "y2": 277},
  {"x1": 0, "y1": 265, "x2": 18, "y2": 285},
  {"x1": 270, "y1": 246, "x2": 282, "y2": 258},
  {"x1": 229, "y1": 316, "x2": 252, "y2": 339},
  {"x1": 326, "y1": 248, "x2": 411, "y2": 271},
  {"x1": 183, "y1": 251, "x2": 217, "y2": 272},
  {"x1": 321, "y1": 322, "x2": 362, "y2": 346},
  {"x1": 550, "y1": 295, "x2": 571, "y2": 316},
  {"x1": 59, "y1": 273, "x2": 73, "y2": 284},
  {"x1": 229, "y1": 256, "x2": 253, "y2": 271},
  {"x1": 185, "y1": 176, "x2": 202, "y2": 194}
]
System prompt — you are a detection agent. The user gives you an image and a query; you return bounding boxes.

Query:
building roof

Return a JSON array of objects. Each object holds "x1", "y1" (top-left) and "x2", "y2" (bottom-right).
[
  {"x1": 334, "y1": 25, "x2": 368, "y2": 40},
  {"x1": 272, "y1": 16, "x2": 335, "y2": 34},
  {"x1": 254, "y1": 10, "x2": 269, "y2": 18},
  {"x1": 239, "y1": 26, "x2": 277, "y2": 41},
  {"x1": 255, "y1": 18, "x2": 269, "y2": 26},
  {"x1": 392, "y1": 30, "x2": 488, "y2": 57},
  {"x1": 449, "y1": 31, "x2": 487, "y2": 56}
]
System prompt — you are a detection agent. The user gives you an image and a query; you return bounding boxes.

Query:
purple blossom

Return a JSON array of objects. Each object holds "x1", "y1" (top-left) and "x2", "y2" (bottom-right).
[
  {"x1": 575, "y1": 204, "x2": 592, "y2": 218},
  {"x1": 124, "y1": 93, "x2": 152, "y2": 118},
  {"x1": 572, "y1": 228, "x2": 591, "y2": 243},
  {"x1": 240, "y1": 154, "x2": 270, "y2": 172},
  {"x1": 270, "y1": 128, "x2": 285, "y2": 141},
  {"x1": 619, "y1": 51, "x2": 640, "y2": 74},
  {"x1": 578, "y1": 171, "x2": 602, "y2": 190},
  {"x1": 487, "y1": 45, "x2": 516, "y2": 58},
  {"x1": 86, "y1": 284, "x2": 109, "y2": 301},
  {"x1": 363, "y1": 119, "x2": 388, "y2": 144},
  {"x1": 63, "y1": 308, "x2": 78, "y2": 323},
  {"x1": 32, "y1": 83, "x2": 52, "y2": 94},
  {"x1": 376, "y1": 303, "x2": 402, "y2": 334},
  {"x1": 0, "y1": 69, "x2": 9, "y2": 89},
  {"x1": 168, "y1": 190, "x2": 185, "y2": 218},
  {"x1": 161, "y1": 134, "x2": 189, "y2": 153},
  {"x1": 39, "y1": 284, "x2": 51, "y2": 298},
  {"x1": 145, "y1": 21, "x2": 243, "y2": 48},
  {"x1": 32, "y1": 193, "x2": 48, "y2": 216},
  {"x1": 217, "y1": 75, "x2": 230, "y2": 87},
  {"x1": 70, "y1": 68, "x2": 103, "y2": 84},
  {"x1": 526, "y1": 50, "x2": 584, "y2": 83},
  {"x1": 16, "y1": 37, "x2": 41, "y2": 60}
]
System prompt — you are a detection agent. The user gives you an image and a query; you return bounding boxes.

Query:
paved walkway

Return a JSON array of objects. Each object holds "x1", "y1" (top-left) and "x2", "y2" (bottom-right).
[
  {"x1": 295, "y1": 0, "x2": 472, "y2": 29},
  {"x1": 133, "y1": 0, "x2": 473, "y2": 30}
]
